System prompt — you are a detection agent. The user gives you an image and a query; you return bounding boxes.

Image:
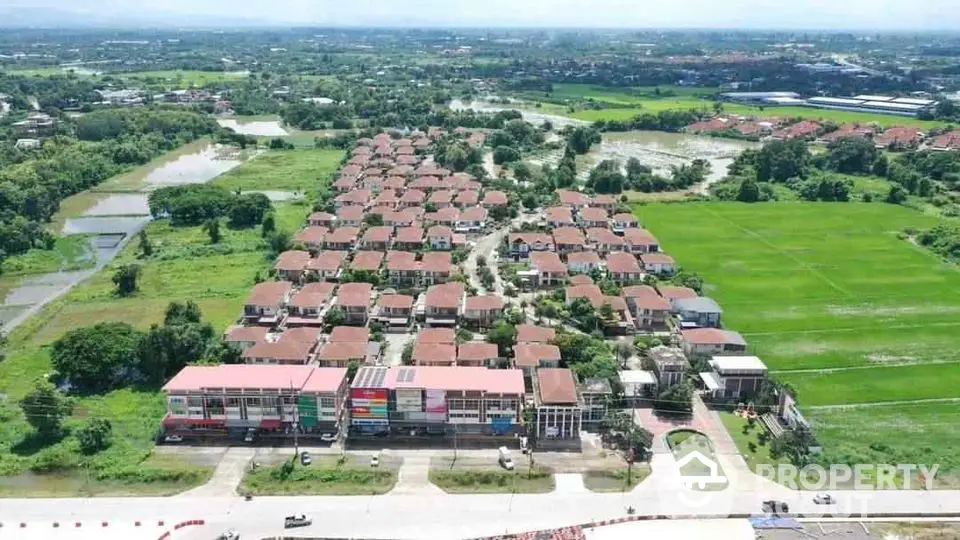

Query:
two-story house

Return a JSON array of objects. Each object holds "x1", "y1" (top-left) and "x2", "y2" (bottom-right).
[
  {"x1": 385, "y1": 210, "x2": 418, "y2": 229},
  {"x1": 222, "y1": 325, "x2": 269, "y2": 351},
  {"x1": 399, "y1": 189, "x2": 426, "y2": 209},
  {"x1": 386, "y1": 251, "x2": 419, "y2": 287},
  {"x1": 589, "y1": 195, "x2": 617, "y2": 213},
  {"x1": 413, "y1": 342, "x2": 457, "y2": 367},
  {"x1": 508, "y1": 233, "x2": 554, "y2": 260},
  {"x1": 335, "y1": 283, "x2": 374, "y2": 324},
  {"x1": 454, "y1": 190, "x2": 480, "y2": 208},
  {"x1": 557, "y1": 189, "x2": 590, "y2": 210},
  {"x1": 334, "y1": 189, "x2": 372, "y2": 209},
  {"x1": 481, "y1": 190, "x2": 508, "y2": 208},
  {"x1": 374, "y1": 294, "x2": 414, "y2": 328},
  {"x1": 350, "y1": 251, "x2": 384, "y2": 273},
  {"x1": 640, "y1": 252, "x2": 676, "y2": 275},
  {"x1": 424, "y1": 207, "x2": 459, "y2": 228},
  {"x1": 545, "y1": 206, "x2": 575, "y2": 229},
  {"x1": 428, "y1": 190, "x2": 455, "y2": 209},
  {"x1": 567, "y1": 251, "x2": 603, "y2": 275},
  {"x1": 456, "y1": 206, "x2": 488, "y2": 233},
  {"x1": 456, "y1": 342, "x2": 499, "y2": 367},
  {"x1": 325, "y1": 227, "x2": 361, "y2": 252},
  {"x1": 672, "y1": 297, "x2": 723, "y2": 328},
  {"x1": 513, "y1": 343, "x2": 562, "y2": 378},
  {"x1": 552, "y1": 227, "x2": 585, "y2": 254},
  {"x1": 586, "y1": 228, "x2": 625, "y2": 254},
  {"x1": 294, "y1": 227, "x2": 327, "y2": 252},
  {"x1": 621, "y1": 285, "x2": 671, "y2": 331},
  {"x1": 578, "y1": 207, "x2": 609, "y2": 229},
  {"x1": 420, "y1": 252, "x2": 455, "y2": 286},
  {"x1": 334, "y1": 206, "x2": 365, "y2": 228},
  {"x1": 308, "y1": 212, "x2": 335, "y2": 228},
  {"x1": 372, "y1": 189, "x2": 399, "y2": 210},
  {"x1": 424, "y1": 282, "x2": 464, "y2": 327},
  {"x1": 680, "y1": 328, "x2": 747, "y2": 357},
  {"x1": 392, "y1": 226, "x2": 425, "y2": 251},
  {"x1": 308, "y1": 251, "x2": 347, "y2": 281},
  {"x1": 529, "y1": 252, "x2": 568, "y2": 287},
  {"x1": 611, "y1": 213, "x2": 639, "y2": 234},
  {"x1": 274, "y1": 250, "x2": 311, "y2": 282},
  {"x1": 462, "y1": 295, "x2": 505, "y2": 329},
  {"x1": 427, "y1": 225, "x2": 454, "y2": 250},
  {"x1": 605, "y1": 252, "x2": 643, "y2": 283},
  {"x1": 359, "y1": 226, "x2": 393, "y2": 251},
  {"x1": 622, "y1": 228, "x2": 660, "y2": 255},
  {"x1": 287, "y1": 282, "x2": 337, "y2": 325},
  {"x1": 243, "y1": 281, "x2": 293, "y2": 324}
]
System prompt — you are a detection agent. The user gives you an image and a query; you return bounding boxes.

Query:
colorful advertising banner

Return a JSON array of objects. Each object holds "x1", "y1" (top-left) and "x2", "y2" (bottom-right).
[
  {"x1": 425, "y1": 389, "x2": 447, "y2": 413},
  {"x1": 395, "y1": 388, "x2": 422, "y2": 413}
]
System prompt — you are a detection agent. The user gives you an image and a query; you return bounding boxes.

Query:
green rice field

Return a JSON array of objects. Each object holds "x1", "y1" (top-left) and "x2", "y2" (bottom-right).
[
  {"x1": 212, "y1": 148, "x2": 345, "y2": 194},
  {"x1": 634, "y1": 202, "x2": 960, "y2": 470}
]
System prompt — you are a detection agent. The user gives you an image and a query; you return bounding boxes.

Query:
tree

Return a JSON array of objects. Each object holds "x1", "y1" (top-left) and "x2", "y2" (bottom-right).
[
  {"x1": 613, "y1": 340, "x2": 633, "y2": 369},
  {"x1": 164, "y1": 300, "x2": 203, "y2": 326},
  {"x1": 347, "y1": 359, "x2": 361, "y2": 381},
  {"x1": 202, "y1": 218, "x2": 222, "y2": 244},
  {"x1": 267, "y1": 230, "x2": 292, "y2": 254},
  {"x1": 654, "y1": 381, "x2": 694, "y2": 413},
  {"x1": 261, "y1": 212, "x2": 276, "y2": 237},
  {"x1": 826, "y1": 137, "x2": 878, "y2": 174},
  {"x1": 736, "y1": 178, "x2": 761, "y2": 202},
  {"x1": 51, "y1": 322, "x2": 145, "y2": 393},
  {"x1": 139, "y1": 317, "x2": 214, "y2": 386},
  {"x1": 401, "y1": 340, "x2": 415, "y2": 365},
  {"x1": 567, "y1": 126, "x2": 601, "y2": 154},
  {"x1": 456, "y1": 328, "x2": 475, "y2": 344},
  {"x1": 137, "y1": 230, "x2": 153, "y2": 257},
  {"x1": 493, "y1": 145, "x2": 521, "y2": 165},
  {"x1": 586, "y1": 160, "x2": 625, "y2": 194},
  {"x1": 20, "y1": 379, "x2": 73, "y2": 439},
  {"x1": 363, "y1": 213, "x2": 384, "y2": 226},
  {"x1": 885, "y1": 185, "x2": 909, "y2": 205},
  {"x1": 771, "y1": 427, "x2": 816, "y2": 466},
  {"x1": 486, "y1": 321, "x2": 517, "y2": 357},
  {"x1": 76, "y1": 418, "x2": 113, "y2": 454},
  {"x1": 324, "y1": 307, "x2": 346, "y2": 327},
  {"x1": 568, "y1": 297, "x2": 599, "y2": 332},
  {"x1": 229, "y1": 193, "x2": 271, "y2": 228},
  {"x1": 112, "y1": 264, "x2": 141, "y2": 297}
]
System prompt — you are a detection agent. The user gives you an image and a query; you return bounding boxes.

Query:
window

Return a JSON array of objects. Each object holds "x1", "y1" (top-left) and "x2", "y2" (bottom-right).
[
  {"x1": 169, "y1": 397, "x2": 187, "y2": 416},
  {"x1": 226, "y1": 397, "x2": 241, "y2": 408},
  {"x1": 187, "y1": 396, "x2": 203, "y2": 408},
  {"x1": 246, "y1": 397, "x2": 261, "y2": 408},
  {"x1": 463, "y1": 399, "x2": 480, "y2": 410},
  {"x1": 319, "y1": 396, "x2": 336, "y2": 409}
]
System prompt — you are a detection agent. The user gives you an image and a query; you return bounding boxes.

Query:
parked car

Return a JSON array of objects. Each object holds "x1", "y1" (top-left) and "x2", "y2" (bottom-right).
[
  {"x1": 300, "y1": 452, "x2": 312, "y2": 466},
  {"x1": 498, "y1": 446, "x2": 515, "y2": 470},
  {"x1": 370, "y1": 454, "x2": 380, "y2": 467},
  {"x1": 163, "y1": 435, "x2": 183, "y2": 443},
  {"x1": 243, "y1": 428, "x2": 256, "y2": 443},
  {"x1": 216, "y1": 529, "x2": 240, "y2": 540},
  {"x1": 320, "y1": 433, "x2": 338, "y2": 443},
  {"x1": 762, "y1": 500, "x2": 790, "y2": 515},
  {"x1": 284, "y1": 514, "x2": 312, "y2": 529},
  {"x1": 813, "y1": 492, "x2": 835, "y2": 504}
]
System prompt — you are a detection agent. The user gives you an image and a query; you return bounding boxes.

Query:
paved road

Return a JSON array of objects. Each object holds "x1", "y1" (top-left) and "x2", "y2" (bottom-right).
[{"x1": 463, "y1": 211, "x2": 541, "y2": 296}]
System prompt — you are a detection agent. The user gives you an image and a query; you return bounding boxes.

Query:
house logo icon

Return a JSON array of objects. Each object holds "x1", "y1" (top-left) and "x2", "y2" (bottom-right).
[{"x1": 675, "y1": 450, "x2": 727, "y2": 489}]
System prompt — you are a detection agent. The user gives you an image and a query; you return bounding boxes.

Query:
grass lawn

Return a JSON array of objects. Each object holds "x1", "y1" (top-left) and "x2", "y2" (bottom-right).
[
  {"x1": 0, "y1": 235, "x2": 95, "y2": 276},
  {"x1": 212, "y1": 148, "x2": 345, "y2": 194},
  {"x1": 240, "y1": 459, "x2": 397, "y2": 496},
  {"x1": 429, "y1": 467, "x2": 556, "y2": 494},
  {"x1": 666, "y1": 429, "x2": 728, "y2": 491},
  {"x1": 719, "y1": 412, "x2": 790, "y2": 474},
  {"x1": 0, "y1": 201, "x2": 310, "y2": 489},
  {"x1": 634, "y1": 201, "x2": 960, "y2": 471},
  {"x1": 582, "y1": 466, "x2": 650, "y2": 492}
]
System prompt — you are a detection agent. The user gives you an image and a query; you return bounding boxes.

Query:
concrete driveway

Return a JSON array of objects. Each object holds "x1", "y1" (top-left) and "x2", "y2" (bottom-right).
[{"x1": 382, "y1": 333, "x2": 413, "y2": 366}]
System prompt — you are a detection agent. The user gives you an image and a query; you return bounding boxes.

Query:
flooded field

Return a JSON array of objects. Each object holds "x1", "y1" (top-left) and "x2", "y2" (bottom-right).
[
  {"x1": 94, "y1": 140, "x2": 248, "y2": 192},
  {"x1": 449, "y1": 99, "x2": 588, "y2": 128},
  {"x1": 586, "y1": 131, "x2": 759, "y2": 187},
  {"x1": 82, "y1": 193, "x2": 150, "y2": 216},
  {"x1": 217, "y1": 117, "x2": 289, "y2": 136}
]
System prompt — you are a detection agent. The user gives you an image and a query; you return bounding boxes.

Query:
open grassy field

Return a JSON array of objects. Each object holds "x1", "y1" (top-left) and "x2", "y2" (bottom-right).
[
  {"x1": 429, "y1": 467, "x2": 556, "y2": 494},
  {"x1": 119, "y1": 70, "x2": 252, "y2": 86},
  {"x1": 634, "y1": 201, "x2": 960, "y2": 469},
  {"x1": 582, "y1": 466, "x2": 650, "y2": 492},
  {"x1": 212, "y1": 148, "x2": 345, "y2": 194},
  {"x1": 0, "y1": 200, "x2": 309, "y2": 491},
  {"x1": 0, "y1": 235, "x2": 94, "y2": 276},
  {"x1": 240, "y1": 458, "x2": 398, "y2": 496}
]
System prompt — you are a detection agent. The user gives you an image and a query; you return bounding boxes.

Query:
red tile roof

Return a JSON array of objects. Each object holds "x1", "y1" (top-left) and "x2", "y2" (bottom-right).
[
  {"x1": 420, "y1": 252, "x2": 453, "y2": 272},
  {"x1": 280, "y1": 326, "x2": 321, "y2": 344},
  {"x1": 378, "y1": 294, "x2": 414, "y2": 309},
  {"x1": 329, "y1": 326, "x2": 370, "y2": 343},
  {"x1": 482, "y1": 190, "x2": 508, "y2": 205},
  {"x1": 295, "y1": 227, "x2": 327, "y2": 245},
  {"x1": 546, "y1": 206, "x2": 574, "y2": 224},
  {"x1": 580, "y1": 207, "x2": 609, "y2": 222},
  {"x1": 613, "y1": 213, "x2": 638, "y2": 223},
  {"x1": 567, "y1": 251, "x2": 602, "y2": 265},
  {"x1": 386, "y1": 251, "x2": 419, "y2": 271},
  {"x1": 622, "y1": 285, "x2": 671, "y2": 310},
  {"x1": 459, "y1": 206, "x2": 488, "y2": 222},
  {"x1": 290, "y1": 282, "x2": 336, "y2": 308},
  {"x1": 605, "y1": 252, "x2": 642, "y2": 273},
  {"x1": 681, "y1": 328, "x2": 746, "y2": 346},
  {"x1": 351, "y1": 251, "x2": 384, "y2": 271},
  {"x1": 455, "y1": 190, "x2": 480, "y2": 205},
  {"x1": 224, "y1": 325, "x2": 269, "y2": 343},
  {"x1": 309, "y1": 251, "x2": 348, "y2": 272},
  {"x1": 336, "y1": 189, "x2": 372, "y2": 205},
  {"x1": 568, "y1": 274, "x2": 594, "y2": 285},
  {"x1": 427, "y1": 225, "x2": 453, "y2": 238},
  {"x1": 566, "y1": 284, "x2": 603, "y2": 303},
  {"x1": 516, "y1": 324, "x2": 556, "y2": 344},
  {"x1": 328, "y1": 227, "x2": 361, "y2": 245},
  {"x1": 552, "y1": 227, "x2": 585, "y2": 245},
  {"x1": 557, "y1": 189, "x2": 590, "y2": 206},
  {"x1": 309, "y1": 212, "x2": 334, "y2": 223},
  {"x1": 537, "y1": 368, "x2": 579, "y2": 404},
  {"x1": 242, "y1": 339, "x2": 314, "y2": 363},
  {"x1": 417, "y1": 328, "x2": 456, "y2": 344},
  {"x1": 394, "y1": 226, "x2": 424, "y2": 244},
  {"x1": 932, "y1": 131, "x2": 960, "y2": 150},
  {"x1": 530, "y1": 252, "x2": 567, "y2": 273},
  {"x1": 274, "y1": 250, "x2": 311, "y2": 272},
  {"x1": 623, "y1": 228, "x2": 659, "y2": 246},
  {"x1": 465, "y1": 295, "x2": 505, "y2": 311},
  {"x1": 509, "y1": 233, "x2": 553, "y2": 247},
  {"x1": 640, "y1": 253, "x2": 675, "y2": 265},
  {"x1": 428, "y1": 190, "x2": 454, "y2": 204},
  {"x1": 513, "y1": 344, "x2": 562, "y2": 368},
  {"x1": 658, "y1": 286, "x2": 698, "y2": 301},
  {"x1": 318, "y1": 341, "x2": 367, "y2": 362},
  {"x1": 425, "y1": 282, "x2": 464, "y2": 309},
  {"x1": 875, "y1": 127, "x2": 924, "y2": 148},
  {"x1": 362, "y1": 226, "x2": 393, "y2": 244},
  {"x1": 336, "y1": 206, "x2": 365, "y2": 221},
  {"x1": 336, "y1": 283, "x2": 373, "y2": 308},
  {"x1": 400, "y1": 189, "x2": 426, "y2": 203},
  {"x1": 246, "y1": 281, "x2": 292, "y2": 307},
  {"x1": 413, "y1": 342, "x2": 456, "y2": 365},
  {"x1": 457, "y1": 342, "x2": 499, "y2": 362},
  {"x1": 587, "y1": 228, "x2": 624, "y2": 246}
]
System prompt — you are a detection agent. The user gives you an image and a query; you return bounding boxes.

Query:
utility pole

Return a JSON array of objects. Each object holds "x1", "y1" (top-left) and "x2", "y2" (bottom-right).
[{"x1": 290, "y1": 380, "x2": 299, "y2": 458}]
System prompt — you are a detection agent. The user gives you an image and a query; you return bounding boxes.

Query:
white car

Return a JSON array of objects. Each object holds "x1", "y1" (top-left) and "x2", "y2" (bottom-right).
[
  {"x1": 163, "y1": 435, "x2": 183, "y2": 443},
  {"x1": 813, "y1": 492, "x2": 835, "y2": 504},
  {"x1": 320, "y1": 433, "x2": 338, "y2": 442},
  {"x1": 216, "y1": 529, "x2": 240, "y2": 540},
  {"x1": 370, "y1": 454, "x2": 380, "y2": 467}
]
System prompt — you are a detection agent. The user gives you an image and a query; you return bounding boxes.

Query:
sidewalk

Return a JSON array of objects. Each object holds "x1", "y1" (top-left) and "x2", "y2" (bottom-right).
[
  {"x1": 177, "y1": 447, "x2": 256, "y2": 498},
  {"x1": 388, "y1": 455, "x2": 443, "y2": 495}
]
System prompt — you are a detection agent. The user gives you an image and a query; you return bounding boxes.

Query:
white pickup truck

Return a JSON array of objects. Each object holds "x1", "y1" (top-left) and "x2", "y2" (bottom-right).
[{"x1": 498, "y1": 446, "x2": 515, "y2": 470}]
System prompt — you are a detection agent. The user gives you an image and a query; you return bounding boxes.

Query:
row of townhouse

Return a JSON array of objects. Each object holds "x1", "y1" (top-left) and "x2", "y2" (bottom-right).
[{"x1": 333, "y1": 188, "x2": 509, "y2": 211}]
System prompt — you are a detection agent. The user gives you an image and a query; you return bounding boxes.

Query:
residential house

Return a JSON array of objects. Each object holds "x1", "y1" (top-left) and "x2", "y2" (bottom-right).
[
  {"x1": 612, "y1": 213, "x2": 639, "y2": 234},
  {"x1": 424, "y1": 282, "x2": 464, "y2": 327},
  {"x1": 454, "y1": 190, "x2": 480, "y2": 208},
  {"x1": 383, "y1": 176, "x2": 406, "y2": 191},
  {"x1": 274, "y1": 250, "x2": 311, "y2": 282},
  {"x1": 568, "y1": 274, "x2": 594, "y2": 286},
  {"x1": 325, "y1": 227, "x2": 361, "y2": 251},
  {"x1": 703, "y1": 356, "x2": 769, "y2": 399},
  {"x1": 456, "y1": 206, "x2": 488, "y2": 233},
  {"x1": 672, "y1": 297, "x2": 723, "y2": 328},
  {"x1": 529, "y1": 252, "x2": 568, "y2": 287},
  {"x1": 420, "y1": 252, "x2": 455, "y2": 286},
  {"x1": 579, "y1": 378, "x2": 612, "y2": 427},
  {"x1": 374, "y1": 294, "x2": 414, "y2": 328},
  {"x1": 335, "y1": 283, "x2": 374, "y2": 324},
  {"x1": 428, "y1": 190, "x2": 455, "y2": 209},
  {"x1": 316, "y1": 341, "x2": 368, "y2": 368},
  {"x1": 386, "y1": 251, "x2": 419, "y2": 286},
  {"x1": 350, "y1": 251, "x2": 384, "y2": 273},
  {"x1": 424, "y1": 207, "x2": 460, "y2": 228},
  {"x1": 308, "y1": 251, "x2": 347, "y2": 281},
  {"x1": 552, "y1": 227, "x2": 585, "y2": 254},
  {"x1": 589, "y1": 195, "x2": 617, "y2": 213},
  {"x1": 243, "y1": 281, "x2": 293, "y2": 324},
  {"x1": 399, "y1": 189, "x2": 426, "y2": 209},
  {"x1": 640, "y1": 253, "x2": 676, "y2": 275},
  {"x1": 457, "y1": 342, "x2": 500, "y2": 367},
  {"x1": 334, "y1": 189, "x2": 372, "y2": 209},
  {"x1": 605, "y1": 252, "x2": 643, "y2": 283},
  {"x1": 567, "y1": 251, "x2": 603, "y2": 275},
  {"x1": 392, "y1": 226, "x2": 425, "y2": 250},
  {"x1": 578, "y1": 207, "x2": 609, "y2": 229},
  {"x1": 557, "y1": 189, "x2": 590, "y2": 210},
  {"x1": 222, "y1": 325, "x2": 269, "y2": 351},
  {"x1": 294, "y1": 227, "x2": 327, "y2": 251},
  {"x1": 516, "y1": 324, "x2": 556, "y2": 344},
  {"x1": 372, "y1": 189, "x2": 399, "y2": 209},
  {"x1": 771, "y1": 120, "x2": 821, "y2": 141},
  {"x1": 462, "y1": 295, "x2": 505, "y2": 328},
  {"x1": 533, "y1": 368, "x2": 582, "y2": 443},
  {"x1": 482, "y1": 190, "x2": 508, "y2": 208},
  {"x1": 413, "y1": 342, "x2": 457, "y2": 367},
  {"x1": 388, "y1": 165, "x2": 415, "y2": 177},
  {"x1": 308, "y1": 212, "x2": 335, "y2": 228},
  {"x1": 409, "y1": 176, "x2": 440, "y2": 191},
  {"x1": 546, "y1": 206, "x2": 575, "y2": 229},
  {"x1": 288, "y1": 282, "x2": 336, "y2": 325},
  {"x1": 333, "y1": 176, "x2": 358, "y2": 193},
  {"x1": 650, "y1": 346, "x2": 688, "y2": 386},
  {"x1": 875, "y1": 126, "x2": 924, "y2": 150},
  {"x1": 621, "y1": 285, "x2": 671, "y2": 330},
  {"x1": 619, "y1": 370, "x2": 658, "y2": 404},
  {"x1": 586, "y1": 228, "x2": 625, "y2": 254},
  {"x1": 417, "y1": 328, "x2": 456, "y2": 344},
  {"x1": 328, "y1": 326, "x2": 370, "y2": 343},
  {"x1": 565, "y1": 284, "x2": 632, "y2": 331},
  {"x1": 427, "y1": 225, "x2": 454, "y2": 250},
  {"x1": 513, "y1": 344, "x2": 562, "y2": 377},
  {"x1": 622, "y1": 229, "x2": 660, "y2": 255},
  {"x1": 931, "y1": 131, "x2": 960, "y2": 151},
  {"x1": 508, "y1": 233, "x2": 554, "y2": 260},
  {"x1": 335, "y1": 206, "x2": 365, "y2": 228},
  {"x1": 359, "y1": 226, "x2": 393, "y2": 251},
  {"x1": 362, "y1": 176, "x2": 384, "y2": 193},
  {"x1": 680, "y1": 328, "x2": 748, "y2": 357},
  {"x1": 817, "y1": 124, "x2": 874, "y2": 144},
  {"x1": 242, "y1": 338, "x2": 316, "y2": 365}
]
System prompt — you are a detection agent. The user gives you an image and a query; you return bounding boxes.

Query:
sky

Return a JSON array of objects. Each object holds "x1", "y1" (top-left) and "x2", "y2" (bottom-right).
[{"x1": 5, "y1": 0, "x2": 960, "y2": 30}]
